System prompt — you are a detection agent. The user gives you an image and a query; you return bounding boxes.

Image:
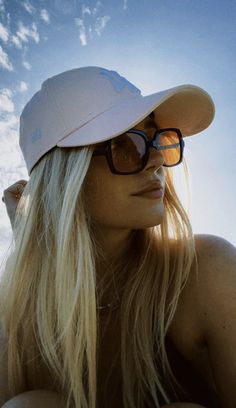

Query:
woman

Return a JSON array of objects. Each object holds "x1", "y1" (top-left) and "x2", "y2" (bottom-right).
[{"x1": 1, "y1": 67, "x2": 236, "y2": 408}]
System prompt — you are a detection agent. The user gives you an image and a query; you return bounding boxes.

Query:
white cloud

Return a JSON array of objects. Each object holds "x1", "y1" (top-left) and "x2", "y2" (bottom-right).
[
  {"x1": 95, "y1": 15, "x2": 110, "y2": 36},
  {"x1": 6, "y1": 11, "x2": 10, "y2": 24},
  {"x1": 75, "y1": 2, "x2": 110, "y2": 46},
  {"x1": 123, "y1": 0, "x2": 128, "y2": 10},
  {"x1": 17, "y1": 81, "x2": 28, "y2": 93},
  {"x1": 0, "y1": 111, "x2": 27, "y2": 263},
  {"x1": 12, "y1": 35, "x2": 23, "y2": 49},
  {"x1": 40, "y1": 8, "x2": 50, "y2": 23},
  {"x1": 22, "y1": 1, "x2": 35, "y2": 14},
  {"x1": 80, "y1": 32, "x2": 87, "y2": 46},
  {"x1": 75, "y1": 18, "x2": 87, "y2": 46},
  {"x1": 13, "y1": 22, "x2": 40, "y2": 49},
  {"x1": 92, "y1": 1, "x2": 102, "y2": 15},
  {"x1": 0, "y1": 23, "x2": 9, "y2": 42},
  {"x1": 82, "y1": 4, "x2": 91, "y2": 17},
  {"x1": 22, "y1": 60, "x2": 32, "y2": 70},
  {"x1": 0, "y1": 113, "x2": 18, "y2": 137},
  {"x1": 0, "y1": 45, "x2": 13, "y2": 71},
  {"x1": 0, "y1": 0, "x2": 5, "y2": 14},
  {"x1": 0, "y1": 88, "x2": 14, "y2": 113},
  {"x1": 15, "y1": 24, "x2": 29, "y2": 42},
  {"x1": 0, "y1": 112, "x2": 27, "y2": 180},
  {"x1": 30, "y1": 22, "x2": 40, "y2": 43}
]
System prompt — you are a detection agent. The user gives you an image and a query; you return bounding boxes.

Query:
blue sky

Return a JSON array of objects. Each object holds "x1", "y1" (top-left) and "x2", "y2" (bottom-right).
[{"x1": 0, "y1": 0, "x2": 236, "y2": 263}]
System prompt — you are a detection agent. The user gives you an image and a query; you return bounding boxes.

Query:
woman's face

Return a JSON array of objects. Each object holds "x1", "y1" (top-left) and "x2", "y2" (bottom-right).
[{"x1": 83, "y1": 114, "x2": 166, "y2": 230}]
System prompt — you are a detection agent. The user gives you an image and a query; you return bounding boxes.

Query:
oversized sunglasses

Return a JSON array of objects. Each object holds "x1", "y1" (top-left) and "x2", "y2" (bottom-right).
[{"x1": 92, "y1": 128, "x2": 185, "y2": 175}]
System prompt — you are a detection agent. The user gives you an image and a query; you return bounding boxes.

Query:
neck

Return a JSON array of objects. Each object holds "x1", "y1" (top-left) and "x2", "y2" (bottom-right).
[
  {"x1": 93, "y1": 225, "x2": 132, "y2": 264},
  {"x1": 92, "y1": 225, "x2": 134, "y2": 306}
]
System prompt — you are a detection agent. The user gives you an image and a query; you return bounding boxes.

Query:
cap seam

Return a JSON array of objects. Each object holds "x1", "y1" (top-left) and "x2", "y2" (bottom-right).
[{"x1": 57, "y1": 93, "x2": 142, "y2": 143}]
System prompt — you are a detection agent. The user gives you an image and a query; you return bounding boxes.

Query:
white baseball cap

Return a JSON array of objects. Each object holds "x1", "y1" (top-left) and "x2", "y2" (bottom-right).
[{"x1": 19, "y1": 66, "x2": 215, "y2": 175}]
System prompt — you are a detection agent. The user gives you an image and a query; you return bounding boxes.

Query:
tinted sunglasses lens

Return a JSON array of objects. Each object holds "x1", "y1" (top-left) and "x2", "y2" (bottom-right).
[
  {"x1": 158, "y1": 130, "x2": 181, "y2": 166},
  {"x1": 111, "y1": 132, "x2": 146, "y2": 173}
]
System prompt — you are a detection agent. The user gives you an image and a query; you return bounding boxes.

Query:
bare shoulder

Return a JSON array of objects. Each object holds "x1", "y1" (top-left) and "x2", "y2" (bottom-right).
[
  {"x1": 167, "y1": 233, "x2": 236, "y2": 397},
  {"x1": 193, "y1": 233, "x2": 236, "y2": 318},
  {"x1": 1, "y1": 390, "x2": 65, "y2": 408},
  {"x1": 179, "y1": 233, "x2": 236, "y2": 307},
  {"x1": 194, "y1": 232, "x2": 236, "y2": 269},
  {"x1": 193, "y1": 233, "x2": 236, "y2": 407}
]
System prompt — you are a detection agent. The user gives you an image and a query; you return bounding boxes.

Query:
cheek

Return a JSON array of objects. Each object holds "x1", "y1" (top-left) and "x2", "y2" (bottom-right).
[
  {"x1": 83, "y1": 162, "x2": 129, "y2": 227},
  {"x1": 83, "y1": 158, "x2": 166, "y2": 229}
]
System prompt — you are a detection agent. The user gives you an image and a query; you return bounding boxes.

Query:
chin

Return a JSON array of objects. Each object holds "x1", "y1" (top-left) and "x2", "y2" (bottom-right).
[
  {"x1": 137, "y1": 220, "x2": 163, "y2": 229},
  {"x1": 140, "y1": 206, "x2": 165, "y2": 228},
  {"x1": 130, "y1": 213, "x2": 165, "y2": 229}
]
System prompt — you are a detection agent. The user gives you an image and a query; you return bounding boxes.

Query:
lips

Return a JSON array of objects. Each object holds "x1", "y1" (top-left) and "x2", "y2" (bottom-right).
[{"x1": 132, "y1": 181, "x2": 164, "y2": 195}]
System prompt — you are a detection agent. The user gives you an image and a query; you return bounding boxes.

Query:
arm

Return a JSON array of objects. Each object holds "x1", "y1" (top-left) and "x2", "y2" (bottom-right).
[
  {"x1": 0, "y1": 332, "x2": 64, "y2": 407},
  {"x1": 195, "y1": 234, "x2": 236, "y2": 408},
  {"x1": 2, "y1": 390, "x2": 66, "y2": 408}
]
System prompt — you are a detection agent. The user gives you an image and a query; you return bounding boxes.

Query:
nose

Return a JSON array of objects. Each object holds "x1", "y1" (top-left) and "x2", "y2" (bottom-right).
[{"x1": 144, "y1": 145, "x2": 165, "y2": 171}]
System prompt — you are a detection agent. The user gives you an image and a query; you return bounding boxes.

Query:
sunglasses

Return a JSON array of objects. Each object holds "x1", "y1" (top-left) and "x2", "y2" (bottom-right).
[{"x1": 92, "y1": 128, "x2": 185, "y2": 175}]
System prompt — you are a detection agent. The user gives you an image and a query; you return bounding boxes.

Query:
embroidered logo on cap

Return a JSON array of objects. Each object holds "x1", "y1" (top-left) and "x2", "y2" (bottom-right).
[{"x1": 100, "y1": 69, "x2": 141, "y2": 95}]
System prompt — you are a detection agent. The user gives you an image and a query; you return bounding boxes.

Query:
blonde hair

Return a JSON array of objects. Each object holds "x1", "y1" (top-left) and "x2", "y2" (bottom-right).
[{"x1": 0, "y1": 145, "x2": 197, "y2": 407}]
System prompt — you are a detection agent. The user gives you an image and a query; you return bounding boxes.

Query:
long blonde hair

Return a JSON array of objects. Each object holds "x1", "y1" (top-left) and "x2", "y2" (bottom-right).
[{"x1": 0, "y1": 145, "x2": 197, "y2": 407}]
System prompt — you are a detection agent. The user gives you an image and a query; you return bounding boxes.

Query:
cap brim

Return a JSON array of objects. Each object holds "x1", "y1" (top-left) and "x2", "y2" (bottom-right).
[{"x1": 57, "y1": 84, "x2": 215, "y2": 147}]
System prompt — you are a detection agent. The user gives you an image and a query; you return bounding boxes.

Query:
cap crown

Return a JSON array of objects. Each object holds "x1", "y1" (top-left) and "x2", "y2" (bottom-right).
[{"x1": 19, "y1": 66, "x2": 141, "y2": 172}]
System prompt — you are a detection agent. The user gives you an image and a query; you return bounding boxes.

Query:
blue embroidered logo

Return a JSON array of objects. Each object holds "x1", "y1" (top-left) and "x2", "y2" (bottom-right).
[
  {"x1": 31, "y1": 128, "x2": 42, "y2": 143},
  {"x1": 100, "y1": 69, "x2": 141, "y2": 95}
]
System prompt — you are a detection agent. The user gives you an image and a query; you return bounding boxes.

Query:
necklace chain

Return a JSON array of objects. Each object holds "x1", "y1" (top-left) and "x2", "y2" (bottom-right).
[
  {"x1": 97, "y1": 295, "x2": 120, "y2": 311},
  {"x1": 96, "y1": 268, "x2": 125, "y2": 312}
]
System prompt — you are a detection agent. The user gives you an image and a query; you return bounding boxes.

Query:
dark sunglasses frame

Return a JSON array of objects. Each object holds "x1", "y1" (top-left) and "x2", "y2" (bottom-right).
[{"x1": 92, "y1": 127, "x2": 185, "y2": 175}]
